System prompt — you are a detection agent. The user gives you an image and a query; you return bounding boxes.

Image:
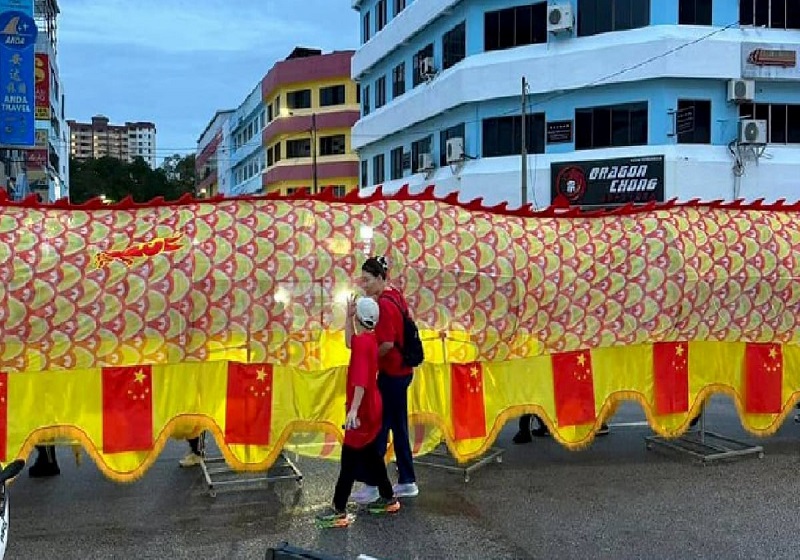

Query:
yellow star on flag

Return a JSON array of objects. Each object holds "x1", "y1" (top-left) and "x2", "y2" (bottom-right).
[
  {"x1": 256, "y1": 368, "x2": 268, "y2": 382},
  {"x1": 577, "y1": 354, "x2": 586, "y2": 366},
  {"x1": 769, "y1": 347, "x2": 778, "y2": 360},
  {"x1": 676, "y1": 345, "x2": 684, "y2": 356},
  {"x1": 134, "y1": 370, "x2": 146, "y2": 384}
]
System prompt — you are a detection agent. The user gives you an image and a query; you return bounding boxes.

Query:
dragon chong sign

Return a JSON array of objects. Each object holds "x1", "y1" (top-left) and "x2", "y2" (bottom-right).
[{"x1": 551, "y1": 155, "x2": 665, "y2": 207}]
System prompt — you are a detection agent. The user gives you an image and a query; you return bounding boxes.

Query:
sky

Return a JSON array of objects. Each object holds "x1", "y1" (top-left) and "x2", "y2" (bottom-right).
[{"x1": 58, "y1": 0, "x2": 360, "y2": 164}]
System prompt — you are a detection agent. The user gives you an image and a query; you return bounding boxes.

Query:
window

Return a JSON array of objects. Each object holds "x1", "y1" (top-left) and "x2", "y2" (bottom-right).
[
  {"x1": 484, "y1": 3, "x2": 547, "y2": 52},
  {"x1": 320, "y1": 134, "x2": 346, "y2": 156},
  {"x1": 275, "y1": 96, "x2": 281, "y2": 116},
  {"x1": 376, "y1": 0, "x2": 387, "y2": 31},
  {"x1": 361, "y1": 160, "x2": 369, "y2": 188},
  {"x1": 392, "y1": 62, "x2": 406, "y2": 98},
  {"x1": 320, "y1": 85, "x2": 346, "y2": 106},
  {"x1": 440, "y1": 123, "x2": 466, "y2": 166},
  {"x1": 482, "y1": 114, "x2": 545, "y2": 157},
  {"x1": 287, "y1": 89, "x2": 311, "y2": 110},
  {"x1": 678, "y1": 0, "x2": 712, "y2": 25},
  {"x1": 411, "y1": 136, "x2": 433, "y2": 172},
  {"x1": 676, "y1": 100, "x2": 711, "y2": 144},
  {"x1": 363, "y1": 12, "x2": 371, "y2": 42},
  {"x1": 578, "y1": 0, "x2": 650, "y2": 37},
  {"x1": 375, "y1": 76, "x2": 386, "y2": 109},
  {"x1": 267, "y1": 146, "x2": 274, "y2": 166},
  {"x1": 274, "y1": 142, "x2": 281, "y2": 162},
  {"x1": 575, "y1": 102, "x2": 648, "y2": 149},
  {"x1": 413, "y1": 43, "x2": 434, "y2": 87},
  {"x1": 390, "y1": 146, "x2": 404, "y2": 180},
  {"x1": 443, "y1": 22, "x2": 466, "y2": 70},
  {"x1": 394, "y1": 0, "x2": 405, "y2": 16},
  {"x1": 267, "y1": 104, "x2": 273, "y2": 122},
  {"x1": 739, "y1": 103, "x2": 800, "y2": 144},
  {"x1": 356, "y1": 84, "x2": 361, "y2": 103},
  {"x1": 373, "y1": 154, "x2": 385, "y2": 184},
  {"x1": 363, "y1": 85, "x2": 371, "y2": 116},
  {"x1": 741, "y1": 0, "x2": 800, "y2": 29},
  {"x1": 331, "y1": 185, "x2": 347, "y2": 198},
  {"x1": 286, "y1": 138, "x2": 311, "y2": 158}
]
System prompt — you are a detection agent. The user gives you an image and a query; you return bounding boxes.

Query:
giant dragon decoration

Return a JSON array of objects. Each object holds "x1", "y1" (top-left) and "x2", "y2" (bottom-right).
[{"x1": 1, "y1": 186, "x2": 799, "y2": 481}]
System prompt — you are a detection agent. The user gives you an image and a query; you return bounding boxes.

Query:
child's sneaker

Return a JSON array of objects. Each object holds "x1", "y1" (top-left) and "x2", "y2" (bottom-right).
[
  {"x1": 367, "y1": 497, "x2": 400, "y2": 515},
  {"x1": 315, "y1": 507, "x2": 352, "y2": 528}
]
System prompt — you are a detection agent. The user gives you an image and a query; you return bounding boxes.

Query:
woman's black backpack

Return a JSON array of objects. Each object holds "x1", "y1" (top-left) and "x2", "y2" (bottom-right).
[{"x1": 380, "y1": 293, "x2": 425, "y2": 368}]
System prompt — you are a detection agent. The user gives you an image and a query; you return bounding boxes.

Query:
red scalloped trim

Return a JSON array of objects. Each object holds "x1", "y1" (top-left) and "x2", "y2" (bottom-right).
[{"x1": 3, "y1": 185, "x2": 800, "y2": 219}]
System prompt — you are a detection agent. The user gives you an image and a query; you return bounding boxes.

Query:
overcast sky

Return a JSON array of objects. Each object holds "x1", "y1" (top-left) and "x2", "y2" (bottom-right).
[{"x1": 58, "y1": 0, "x2": 359, "y2": 164}]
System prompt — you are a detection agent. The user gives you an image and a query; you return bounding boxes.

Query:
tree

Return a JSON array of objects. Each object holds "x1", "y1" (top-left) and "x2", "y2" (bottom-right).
[{"x1": 68, "y1": 154, "x2": 197, "y2": 204}]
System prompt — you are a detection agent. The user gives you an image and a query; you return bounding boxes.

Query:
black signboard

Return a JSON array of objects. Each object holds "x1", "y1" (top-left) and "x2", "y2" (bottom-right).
[
  {"x1": 676, "y1": 106, "x2": 695, "y2": 135},
  {"x1": 547, "y1": 120, "x2": 573, "y2": 144},
  {"x1": 551, "y1": 155, "x2": 665, "y2": 207}
]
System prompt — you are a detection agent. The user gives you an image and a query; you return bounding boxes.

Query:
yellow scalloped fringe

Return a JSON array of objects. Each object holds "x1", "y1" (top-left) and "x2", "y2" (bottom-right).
[{"x1": 11, "y1": 385, "x2": 800, "y2": 482}]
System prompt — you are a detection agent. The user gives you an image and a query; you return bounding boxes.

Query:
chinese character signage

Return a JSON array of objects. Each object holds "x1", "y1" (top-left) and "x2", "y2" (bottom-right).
[
  {"x1": 551, "y1": 155, "x2": 665, "y2": 207},
  {"x1": 34, "y1": 52, "x2": 49, "y2": 120},
  {"x1": 0, "y1": 9, "x2": 37, "y2": 147},
  {"x1": 0, "y1": 0, "x2": 31, "y2": 16}
]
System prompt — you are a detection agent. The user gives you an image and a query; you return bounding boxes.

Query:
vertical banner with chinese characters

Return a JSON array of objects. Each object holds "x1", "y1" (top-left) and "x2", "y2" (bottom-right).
[
  {"x1": 34, "y1": 52, "x2": 49, "y2": 120},
  {"x1": 0, "y1": 7, "x2": 37, "y2": 147},
  {"x1": 0, "y1": 0, "x2": 32, "y2": 16}
]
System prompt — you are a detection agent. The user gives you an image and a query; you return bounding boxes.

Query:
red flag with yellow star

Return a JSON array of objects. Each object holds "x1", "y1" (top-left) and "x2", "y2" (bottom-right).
[
  {"x1": 744, "y1": 343, "x2": 783, "y2": 413},
  {"x1": 653, "y1": 342, "x2": 689, "y2": 414},
  {"x1": 225, "y1": 363, "x2": 274, "y2": 445},
  {"x1": 450, "y1": 362, "x2": 487, "y2": 440},
  {"x1": 102, "y1": 366, "x2": 153, "y2": 453},
  {"x1": 551, "y1": 350, "x2": 596, "y2": 427}
]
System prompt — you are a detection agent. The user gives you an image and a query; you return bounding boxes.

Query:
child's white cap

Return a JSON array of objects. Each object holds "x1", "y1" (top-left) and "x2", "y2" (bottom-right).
[{"x1": 355, "y1": 297, "x2": 379, "y2": 329}]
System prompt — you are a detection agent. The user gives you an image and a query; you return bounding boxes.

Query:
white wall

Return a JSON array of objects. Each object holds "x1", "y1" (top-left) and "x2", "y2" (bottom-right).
[{"x1": 359, "y1": 144, "x2": 800, "y2": 207}]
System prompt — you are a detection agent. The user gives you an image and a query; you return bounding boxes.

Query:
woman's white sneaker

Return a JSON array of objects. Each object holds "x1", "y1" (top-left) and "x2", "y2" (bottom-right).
[
  {"x1": 392, "y1": 482, "x2": 419, "y2": 497},
  {"x1": 351, "y1": 485, "x2": 379, "y2": 504}
]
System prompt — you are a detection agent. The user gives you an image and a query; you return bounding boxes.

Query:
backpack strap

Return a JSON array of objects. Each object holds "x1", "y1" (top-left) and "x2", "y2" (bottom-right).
[{"x1": 379, "y1": 292, "x2": 408, "y2": 317}]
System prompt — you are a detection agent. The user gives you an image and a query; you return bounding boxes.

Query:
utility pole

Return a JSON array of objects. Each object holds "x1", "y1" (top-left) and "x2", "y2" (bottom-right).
[
  {"x1": 521, "y1": 76, "x2": 528, "y2": 206},
  {"x1": 311, "y1": 112, "x2": 318, "y2": 194}
]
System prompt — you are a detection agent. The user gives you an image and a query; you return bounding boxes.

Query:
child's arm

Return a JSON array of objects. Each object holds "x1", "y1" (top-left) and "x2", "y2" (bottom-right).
[{"x1": 346, "y1": 386, "x2": 365, "y2": 429}]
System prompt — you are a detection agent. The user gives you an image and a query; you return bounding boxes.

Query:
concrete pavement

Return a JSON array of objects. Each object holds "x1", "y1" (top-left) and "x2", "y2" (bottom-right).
[{"x1": 7, "y1": 395, "x2": 800, "y2": 559}]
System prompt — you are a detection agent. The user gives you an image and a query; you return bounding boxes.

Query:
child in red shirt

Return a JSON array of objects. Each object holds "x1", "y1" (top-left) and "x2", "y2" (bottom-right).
[{"x1": 316, "y1": 296, "x2": 400, "y2": 528}]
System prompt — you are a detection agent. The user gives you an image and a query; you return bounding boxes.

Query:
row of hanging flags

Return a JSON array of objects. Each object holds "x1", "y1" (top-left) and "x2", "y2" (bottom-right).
[{"x1": 2, "y1": 187, "x2": 800, "y2": 481}]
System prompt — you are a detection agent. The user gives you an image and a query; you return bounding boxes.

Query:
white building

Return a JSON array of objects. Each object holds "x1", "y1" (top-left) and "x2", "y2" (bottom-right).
[{"x1": 351, "y1": 0, "x2": 800, "y2": 208}]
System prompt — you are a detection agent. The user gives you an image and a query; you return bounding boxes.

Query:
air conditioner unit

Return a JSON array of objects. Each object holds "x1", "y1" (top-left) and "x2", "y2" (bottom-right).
[
  {"x1": 738, "y1": 119, "x2": 767, "y2": 144},
  {"x1": 418, "y1": 152, "x2": 433, "y2": 171},
  {"x1": 727, "y1": 79, "x2": 755, "y2": 102},
  {"x1": 446, "y1": 137, "x2": 464, "y2": 163},
  {"x1": 547, "y1": 2, "x2": 574, "y2": 33},
  {"x1": 421, "y1": 56, "x2": 435, "y2": 77}
]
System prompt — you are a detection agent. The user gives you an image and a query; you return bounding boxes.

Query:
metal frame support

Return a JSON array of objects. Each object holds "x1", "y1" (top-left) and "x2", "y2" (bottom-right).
[
  {"x1": 644, "y1": 405, "x2": 764, "y2": 464},
  {"x1": 197, "y1": 431, "x2": 303, "y2": 498},
  {"x1": 413, "y1": 444, "x2": 504, "y2": 483}
]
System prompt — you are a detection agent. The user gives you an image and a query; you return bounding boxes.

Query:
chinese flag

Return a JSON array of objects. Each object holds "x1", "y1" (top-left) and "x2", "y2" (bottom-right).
[
  {"x1": 745, "y1": 343, "x2": 783, "y2": 414},
  {"x1": 0, "y1": 373, "x2": 7, "y2": 462},
  {"x1": 450, "y1": 362, "x2": 487, "y2": 440},
  {"x1": 551, "y1": 350, "x2": 596, "y2": 427},
  {"x1": 653, "y1": 342, "x2": 689, "y2": 415},
  {"x1": 225, "y1": 363, "x2": 274, "y2": 445},
  {"x1": 102, "y1": 366, "x2": 153, "y2": 453}
]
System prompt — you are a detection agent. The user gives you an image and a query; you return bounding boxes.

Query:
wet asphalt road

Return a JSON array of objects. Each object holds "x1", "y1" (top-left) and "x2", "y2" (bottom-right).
[{"x1": 7, "y1": 395, "x2": 800, "y2": 559}]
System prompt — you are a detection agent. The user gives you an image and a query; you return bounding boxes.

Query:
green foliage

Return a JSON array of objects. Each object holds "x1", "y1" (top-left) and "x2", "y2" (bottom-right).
[{"x1": 68, "y1": 154, "x2": 197, "y2": 204}]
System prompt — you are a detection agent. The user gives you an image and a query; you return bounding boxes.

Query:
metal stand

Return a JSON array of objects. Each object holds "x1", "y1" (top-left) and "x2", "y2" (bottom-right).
[
  {"x1": 414, "y1": 443, "x2": 504, "y2": 483},
  {"x1": 644, "y1": 406, "x2": 764, "y2": 464},
  {"x1": 197, "y1": 431, "x2": 303, "y2": 498}
]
